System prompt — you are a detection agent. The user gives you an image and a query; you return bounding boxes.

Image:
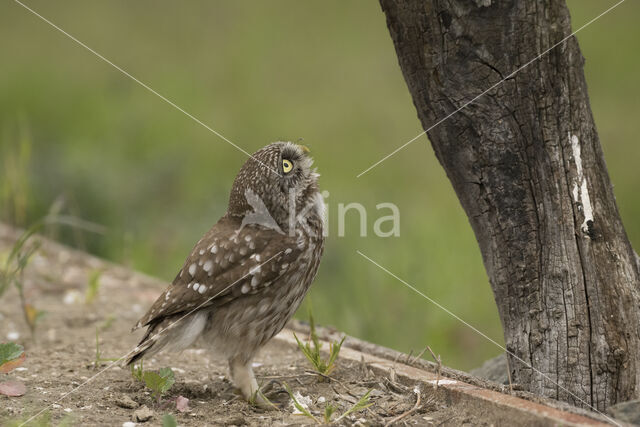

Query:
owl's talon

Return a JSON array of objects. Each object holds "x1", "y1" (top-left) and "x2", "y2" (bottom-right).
[{"x1": 249, "y1": 390, "x2": 279, "y2": 411}]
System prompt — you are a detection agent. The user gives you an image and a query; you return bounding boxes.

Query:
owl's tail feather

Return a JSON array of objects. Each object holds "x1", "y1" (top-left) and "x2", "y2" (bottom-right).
[
  {"x1": 125, "y1": 325, "x2": 159, "y2": 366},
  {"x1": 125, "y1": 311, "x2": 208, "y2": 366}
]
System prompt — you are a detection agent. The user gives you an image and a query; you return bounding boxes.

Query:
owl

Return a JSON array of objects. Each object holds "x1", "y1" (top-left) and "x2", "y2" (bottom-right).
[{"x1": 126, "y1": 142, "x2": 325, "y2": 406}]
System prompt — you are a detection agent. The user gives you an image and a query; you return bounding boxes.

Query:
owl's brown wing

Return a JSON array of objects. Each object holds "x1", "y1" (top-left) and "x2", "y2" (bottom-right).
[{"x1": 133, "y1": 216, "x2": 302, "y2": 330}]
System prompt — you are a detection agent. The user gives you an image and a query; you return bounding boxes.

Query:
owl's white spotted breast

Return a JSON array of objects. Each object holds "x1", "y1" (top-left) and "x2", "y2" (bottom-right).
[{"x1": 201, "y1": 207, "x2": 324, "y2": 357}]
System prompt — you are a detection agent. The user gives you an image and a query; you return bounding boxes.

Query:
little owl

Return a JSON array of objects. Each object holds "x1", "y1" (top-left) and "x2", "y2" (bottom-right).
[{"x1": 126, "y1": 142, "x2": 325, "y2": 406}]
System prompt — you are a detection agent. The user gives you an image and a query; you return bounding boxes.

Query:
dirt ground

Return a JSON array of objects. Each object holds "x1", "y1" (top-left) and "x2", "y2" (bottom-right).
[{"x1": 0, "y1": 225, "x2": 502, "y2": 426}]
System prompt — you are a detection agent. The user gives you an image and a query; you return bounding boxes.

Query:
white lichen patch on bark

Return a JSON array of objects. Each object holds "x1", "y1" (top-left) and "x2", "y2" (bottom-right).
[{"x1": 569, "y1": 133, "x2": 594, "y2": 234}]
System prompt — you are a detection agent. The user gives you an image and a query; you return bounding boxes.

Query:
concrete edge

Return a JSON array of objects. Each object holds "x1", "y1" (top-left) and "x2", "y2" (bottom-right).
[{"x1": 275, "y1": 330, "x2": 610, "y2": 426}]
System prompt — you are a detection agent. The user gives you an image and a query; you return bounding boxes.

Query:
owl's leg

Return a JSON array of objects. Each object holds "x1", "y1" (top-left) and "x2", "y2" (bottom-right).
[{"x1": 229, "y1": 356, "x2": 271, "y2": 408}]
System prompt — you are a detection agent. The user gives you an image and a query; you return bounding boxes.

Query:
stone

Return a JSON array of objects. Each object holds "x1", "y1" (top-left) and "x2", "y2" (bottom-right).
[
  {"x1": 132, "y1": 405, "x2": 153, "y2": 423},
  {"x1": 115, "y1": 394, "x2": 139, "y2": 409}
]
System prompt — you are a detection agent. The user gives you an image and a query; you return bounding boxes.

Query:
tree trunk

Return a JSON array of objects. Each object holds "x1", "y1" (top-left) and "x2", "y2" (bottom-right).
[{"x1": 379, "y1": 0, "x2": 640, "y2": 410}]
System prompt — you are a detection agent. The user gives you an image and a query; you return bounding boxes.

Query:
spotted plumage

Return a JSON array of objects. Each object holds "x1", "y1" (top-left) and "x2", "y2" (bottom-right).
[{"x1": 126, "y1": 142, "x2": 324, "y2": 406}]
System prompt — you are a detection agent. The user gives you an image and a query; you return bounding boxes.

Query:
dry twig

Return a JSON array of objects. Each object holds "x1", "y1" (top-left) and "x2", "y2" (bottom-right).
[
  {"x1": 384, "y1": 388, "x2": 421, "y2": 426},
  {"x1": 426, "y1": 346, "x2": 441, "y2": 390},
  {"x1": 409, "y1": 346, "x2": 428, "y2": 365}
]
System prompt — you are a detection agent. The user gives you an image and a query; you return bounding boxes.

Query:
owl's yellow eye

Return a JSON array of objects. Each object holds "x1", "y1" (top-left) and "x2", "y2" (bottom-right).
[{"x1": 282, "y1": 159, "x2": 293, "y2": 174}]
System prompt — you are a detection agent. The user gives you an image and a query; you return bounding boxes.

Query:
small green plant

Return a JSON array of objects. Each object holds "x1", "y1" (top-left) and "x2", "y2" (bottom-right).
[
  {"x1": 334, "y1": 390, "x2": 373, "y2": 423},
  {"x1": 93, "y1": 327, "x2": 119, "y2": 366},
  {"x1": 284, "y1": 383, "x2": 318, "y2": 423},
  {"x1": 130, "y1": 359, "x2": 145, "y2": 382},
  {"x1": 142, "y1": 367, "x2": 175, "y2": 401},
  {"x1": 0, "y1": 342, "x2": 27, "y2": 397},
  {"x1": 323, "y1": 404, "x2": 336, "y2": 423},
  {"x1": 129, "y1": 361, "x2": 176, "y2": 401},
  {"x1": 0, "y1": 211, "x2": 106, "y2": 340},
  {"x1": 294, "y1": 313, "x2": 345, "y2": 377},
  {"x1": 285, "y1": 383, "x2": 373, "y2": 424},
  {"x1": 100, "y1": 314, "x2": 116, "y2": 331},
  {"x1": 0, "y1": 222, "x2": 44, "y2": 339},
  {"x1": 0, "y1": 342, "x2": 25, "y2": 372},
  {"x1": 162, "y1": 414, "x2": 178, "y2": 427},
  {"x1": 85, "y1": 269, "x2": 102, "y2": 304}
]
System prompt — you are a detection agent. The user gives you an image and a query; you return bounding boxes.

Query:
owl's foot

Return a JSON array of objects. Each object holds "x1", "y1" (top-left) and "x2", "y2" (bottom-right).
[
  {"x1": 229, "y1": 357, "x2": 277, "y2": 410},
  {"x1": 249, "y1": 388, "x2": 279, "y2": 410}
]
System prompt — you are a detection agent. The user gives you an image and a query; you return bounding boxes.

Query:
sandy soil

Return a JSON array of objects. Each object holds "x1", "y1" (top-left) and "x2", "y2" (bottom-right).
[{"x1": 0, "y1": 226, "x2": 494, "y2": 426}]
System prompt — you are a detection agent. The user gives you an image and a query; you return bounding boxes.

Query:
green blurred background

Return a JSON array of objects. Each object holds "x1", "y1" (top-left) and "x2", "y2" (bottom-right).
[{"x1": 1, "y1": 1, "x2": 638, "y2": 371}]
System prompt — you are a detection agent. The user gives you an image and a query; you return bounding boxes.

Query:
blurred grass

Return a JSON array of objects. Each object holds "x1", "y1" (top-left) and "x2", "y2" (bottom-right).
[{"x1": 0, "y1": 0, "x2": 638, "y2": 371}]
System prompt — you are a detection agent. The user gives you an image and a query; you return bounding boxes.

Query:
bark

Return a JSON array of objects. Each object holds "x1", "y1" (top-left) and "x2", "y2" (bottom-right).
[{"x1": 379, "y1": 0, "x2": 640, "y2": 410}]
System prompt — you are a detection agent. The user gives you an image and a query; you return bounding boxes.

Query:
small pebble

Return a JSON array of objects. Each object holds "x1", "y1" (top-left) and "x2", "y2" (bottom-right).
[
  {"x1": 115, "y1": 394, "x2": 139, "y2": 409},
  {"x1": 132, "y1": 405, "x2": 153, "y2": 422}
]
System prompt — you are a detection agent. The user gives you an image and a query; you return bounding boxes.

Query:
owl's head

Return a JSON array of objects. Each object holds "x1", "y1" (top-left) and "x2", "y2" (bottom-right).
[{"x1": 227, "y1": 142, "x2": 321, "y2": 230}]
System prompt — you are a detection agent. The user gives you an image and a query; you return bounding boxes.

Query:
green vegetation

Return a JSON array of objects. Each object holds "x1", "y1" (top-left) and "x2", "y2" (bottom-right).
[
  {"x1": 0, "y1": 222, "x2": 45, "y2": 339},
  {"x1": 162, "y1": 414, "x2": 178, "y2": 427},
  {"x1": 130, "y1": 363, "x2": 176, "y2": 401},
  {"x1": 143, "y1": 367, "x2": 176, "y2": 401},
  {"x1": 0, "y1": 342, "x2": 25, "y2": 373},
  {"x1": 93, "y1": 326, "x2": 119, "y2": 366},
  {"x1": 130, "y1": 359, "x2": 145, "y2": 382},
  {"x1": 294, "y1": 313, "x2": 344, "y2": 377},
  {"x1": 130, "y1": 360, "x2": 176, "y2": 401},
  {"x1": 285, "y1": 383, "x2": 372, "y2": 424},
  {"x1": 0, "y1": 0, "x2": 638, "y2": 370},
  {"x1": 84, "y1": 269, "x2": 102, "y2": 304}
]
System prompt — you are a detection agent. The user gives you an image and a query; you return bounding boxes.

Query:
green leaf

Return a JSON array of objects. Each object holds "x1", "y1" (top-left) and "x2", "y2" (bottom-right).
[
  {"x1": 162, "y1": 414, "x2": 177, "y2": 427},
  {"x1": 326, "y1": 336, "x2": 345, "y2": 374},
  {"x1": 336, "y1": 389, "x2": 373, "y2": 422},
  {"x1": 143, "y1": 367, "x2": 176, "y2": 399},
  {"x1": 143, "y1": 372, "x2": 164, "y2": 398},
  {"x1": 284, "y1": 383, "x2": 318, "y2": 423},
  {"x1": 158, "y1": 367, "x2": 175, "y2": 393},
  {"x1": 0, "y1": 343, "x2": 24, "y2": 367},
  {"x1": 324, "y1": 404, "x2": 336, "y2": 423}
]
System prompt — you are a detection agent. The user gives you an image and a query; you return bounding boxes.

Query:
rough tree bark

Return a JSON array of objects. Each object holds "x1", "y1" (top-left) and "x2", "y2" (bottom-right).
[{"x1": 379, "y1": 0, "x2": 640, "y2": 411}]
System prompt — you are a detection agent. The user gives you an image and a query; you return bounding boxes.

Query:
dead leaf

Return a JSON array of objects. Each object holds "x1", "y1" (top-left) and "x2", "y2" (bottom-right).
[
  {"x1": 0, "y1": 380, "x2": 26, "y2": 397},
  {"x1": 176, "y1": 395, "x2": 189, "y2": 412},
  {"x1": 25, "y1": 304, "x2": 38, "y2": 328},
  {"x1": 0, "y1": 352, "x2": 26, "y2": 374}
]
